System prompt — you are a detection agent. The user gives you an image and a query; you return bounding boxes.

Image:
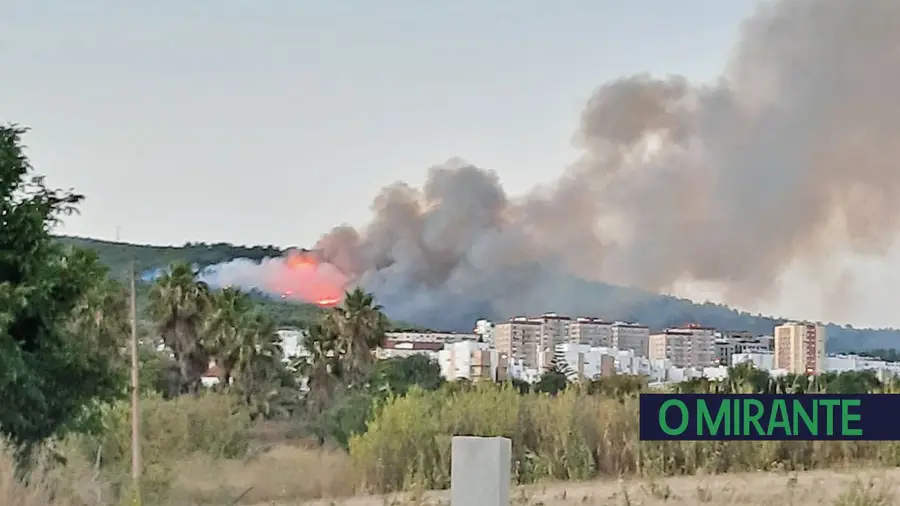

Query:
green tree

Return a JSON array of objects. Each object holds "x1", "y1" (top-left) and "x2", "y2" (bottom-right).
[
  {"x1": 296, "y1": 320, "x2": 343, "y2": 415},
  {"x1": 229, "y1": 310, "x2": 292, "y2": 417},
  {"x1": 147, "y1": 261, "x2": 211, "y2": 394},
  {"x1": 544, "y1": 347, "x2": 577, "y2": 381},
  {"x1": 673, "y1": 377, "x2": 722, "y2": 394},
  {"x1": 203, "y1": 287, "x2": 255, "y2": 385},
  {"x1": 0, "y1": 124, "x2": 126, "y2": 453},
  {"x1": 724, "y1": 362, "x2": 771, "y2": 393},
  {"x1": 586, "y1": 374, "x2": 647, "y2": 400},
  {"x1": 534, "y1": 371, "x2": 568, "y2": 395},
  {"x1": 324, "y1": 287, "x2": 389, "y2": 387},
  {"x1": 372, "y1": 355, "x2": 445, "y2": 396},
  {"x1": 814, "y1": 370, "x2": 881, "y2": 394}
]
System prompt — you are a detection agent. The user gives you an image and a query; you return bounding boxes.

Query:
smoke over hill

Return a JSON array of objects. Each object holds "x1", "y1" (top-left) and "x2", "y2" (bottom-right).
[{"x1": 200, "y1": 0, "x2": 900, "y2": 333}]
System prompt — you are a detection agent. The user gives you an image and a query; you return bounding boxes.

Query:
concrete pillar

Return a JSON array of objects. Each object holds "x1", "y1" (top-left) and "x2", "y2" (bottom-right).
[{"x1": 451, "y1": 436, "x2": 511, "y2": 506}]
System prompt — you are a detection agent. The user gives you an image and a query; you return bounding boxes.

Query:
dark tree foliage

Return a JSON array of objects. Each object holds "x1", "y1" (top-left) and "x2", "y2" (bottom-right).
[
  {"x1": 533, "y1": 371, "x2": 568, "y2": 396},
  {"x1": 0, "y1": 125, "x2": 126, "y2": 452},
  {"x1": 373, "y1": 354, "x2": 445, "y2": 396}
]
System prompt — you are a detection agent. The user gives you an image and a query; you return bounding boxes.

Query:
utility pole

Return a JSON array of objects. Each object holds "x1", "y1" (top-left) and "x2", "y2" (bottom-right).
[{"x1": 129, "y1": 260, "x2": 142, "y2": 502}]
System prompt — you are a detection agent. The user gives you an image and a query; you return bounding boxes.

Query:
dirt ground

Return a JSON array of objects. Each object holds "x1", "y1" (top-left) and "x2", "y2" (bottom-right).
[{"x1": 292, "y1": 467, "x2": 900, "y2": 506}]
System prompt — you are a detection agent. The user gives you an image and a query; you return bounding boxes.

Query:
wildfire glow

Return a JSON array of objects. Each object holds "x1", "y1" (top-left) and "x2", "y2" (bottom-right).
[
  {"x1": 315, "y1": 297, "x2": 341, "y2": 307},
  {"x1": 273, "y1": 250, "x2": 347, "y2": 307},
  {"x1": 286, "y1": 253, "x2": 318, "y2": 269}
]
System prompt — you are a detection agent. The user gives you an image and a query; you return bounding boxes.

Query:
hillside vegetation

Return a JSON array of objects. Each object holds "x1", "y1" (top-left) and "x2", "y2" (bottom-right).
[
  {"x1": 55, "y1": 236, "x2": 328, "y2": 329},
  {"x1": 55, "y1": 235, "x2": 899, "y2": 351},
  {"x1": 54, "y1": 236, "x2": 284, "y2": 277}
]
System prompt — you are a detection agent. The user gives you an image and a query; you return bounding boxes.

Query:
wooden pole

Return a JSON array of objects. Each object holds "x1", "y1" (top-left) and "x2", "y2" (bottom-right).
[{"x1": 129, "y1": 260, "x2": 142, "y2": 501}]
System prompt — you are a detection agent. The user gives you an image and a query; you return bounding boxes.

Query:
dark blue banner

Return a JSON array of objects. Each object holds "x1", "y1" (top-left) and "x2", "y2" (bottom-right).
[{"x1": 639, "y1": 394, "x2": 900, "y2": 441}]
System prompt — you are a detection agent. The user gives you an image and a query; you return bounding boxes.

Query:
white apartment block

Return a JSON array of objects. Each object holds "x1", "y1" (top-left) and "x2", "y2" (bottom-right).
[
  {"x1": 649, "y1": 325, "x2": 717, "y2": 368},
  {"x1": 385, "y1": 330, "x2": 479, "y2": 343},
  {"x1": 554, "y1": 343, "x2": 663, "y2": 380},
  {"x1": 376, "y1": 339, "x2": 444, "y2": 360},
  {"x1": 714, "y1": 332, "x2": 774, "y2": 366},
  {"x1": 568, "y1": 317, "x2": 612, "y2": 347},
  {"x1": 494, "y1": 317, "x2": 542, "y2": 367},
  {"x1": 774, "y1": 322, "x2": 826, "y2": 374},
  {"x1": 534, "y1": 313, "x2": 571, "y2": 369},
  {"x1": 438, "y1": 340, "x2": 508, "y2": 382},
  {"x1": 610, "y1": 322, "x2": 650, "y2": 357},
  {"x1": 473, "y1": 319, "x2": 494, "y2": 344},
  {"x1": 732, "y1": 351, "x2": 776, "y2": 370}
]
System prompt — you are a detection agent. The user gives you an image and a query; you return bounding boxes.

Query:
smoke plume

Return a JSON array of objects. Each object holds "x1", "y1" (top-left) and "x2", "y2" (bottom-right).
[{"x1": 204, "y1": 0, "x2": 900, "y2": 330}]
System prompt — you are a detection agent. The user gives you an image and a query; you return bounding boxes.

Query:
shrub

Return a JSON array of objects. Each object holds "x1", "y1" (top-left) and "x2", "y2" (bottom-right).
[
  {"x1": 349, "y1": 382, "x2": 900, "y2": 494},
  {"x1": 66, "y1": 392, "x2": 250, "y2": 502}
]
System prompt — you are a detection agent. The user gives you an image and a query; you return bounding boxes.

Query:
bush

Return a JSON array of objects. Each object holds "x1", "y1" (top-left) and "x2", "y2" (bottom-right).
[
  {"x1": 66, "y1": 392, "x2": 251, "y2": 502},
  {"x1": 349, "y1": 382, "x2": 900, "y2": 494}
]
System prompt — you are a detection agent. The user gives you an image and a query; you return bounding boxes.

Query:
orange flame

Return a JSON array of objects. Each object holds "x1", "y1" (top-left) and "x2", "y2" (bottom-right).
[
  {"x1": 276, "y1": 250, "x2": 346, "y2": 307},
  {"x1": 315, "y1": 297, "x2": 340, "y2": 307},
  {"x1": 287, "y1": 252, "x2": 318, "y2": 269}
]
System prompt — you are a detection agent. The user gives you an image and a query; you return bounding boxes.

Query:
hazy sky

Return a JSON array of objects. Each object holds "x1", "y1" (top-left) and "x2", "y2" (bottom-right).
[
  {"x1": 14, "y1": 1, "x2": 900, "y2": 328},
  {"x1": 5, "y1": 0, "x2": 755, "y2": 246}
]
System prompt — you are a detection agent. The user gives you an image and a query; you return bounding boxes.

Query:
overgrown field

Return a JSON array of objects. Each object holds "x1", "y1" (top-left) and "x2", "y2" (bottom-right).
[{"x1": 9, "y1": 384, "x2": 900, "y2": 506}]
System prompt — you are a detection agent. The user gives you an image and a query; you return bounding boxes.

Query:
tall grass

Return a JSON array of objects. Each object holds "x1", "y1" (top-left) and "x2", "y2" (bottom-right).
[
  {"x1": 349, "y1": 383, "x2": 900, "y2": 493},
  {"x1": 64, "y1": 392, "x2": 251, "y2": 503},
  {"x1": 0, "y1": 439, "x2": 111, "y2": 506},
  {"x1": 8, "y1": 382, "x2": 900, "y2": 504}
]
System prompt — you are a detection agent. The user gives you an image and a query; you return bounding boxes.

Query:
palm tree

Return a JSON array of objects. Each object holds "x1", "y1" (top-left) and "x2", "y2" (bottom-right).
[
  {"x1": 230, "y1": 311, "x2": 284, "y2": 393},
  {"x1": 147, "y1": 262, "x2": 211, "y2": 394},
  {"x1": 296, "y1": 320, "x2": 342, "y2": 414},
  {"x1": 725, "y1": 362, "x2": 770, "y2": 394},
  {"x1": 67, "y1": 277, "x2": 130, "y2": 352},
  {"x1": 325, "y1": 287, "x2": 388, "y2": 387},
  {"x1": 203, "y1": 287, "x2": 254, "y2": 385},
  {"x1": 771, "y1": 373, "x2": 811, "y2": 394}
]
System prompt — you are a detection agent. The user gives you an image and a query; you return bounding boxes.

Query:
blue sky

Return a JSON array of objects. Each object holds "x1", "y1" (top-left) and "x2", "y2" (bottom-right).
[{"x1": 4, "y1": 0, "x2": 756, "y2": 247}]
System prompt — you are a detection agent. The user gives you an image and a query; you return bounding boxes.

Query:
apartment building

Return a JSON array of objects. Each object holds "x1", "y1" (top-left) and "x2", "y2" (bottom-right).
[
  {"x1": 473, "y1": 319, "x2": 494, "y2": 344},
  {"x1": 534, "y1": 313, "x2": 578, "y2": 369},
  {"x1": 568, "y1": 317, "x2": 612, "y2": 346},
  {"x1": 376, "y1": 339, "x2": 444, "y2": 360},
  {"x1": 438, "y1": 340, "x2": 509, "y2": 381},
  {"x1": 610, "y1": 322, "x2": 651, "y2": 357},
  {"x1": 494, "y1": 313, "x2": 575, "y2": 369},
  {"x1": 385, "y1": 331, "x2": 479, "y2": 343},
  {"x1": 493, "y1": 317, "x2": 542, "y2": 367},
  {"x1": 774, "y1": 322, "x2": 826, "y2": 374},
  {"x1": 714, "y1": 332, "x2": 775, "y2": 366},
  {"x1": 649, "y1": 324, "x2": 717, "y2": 368}
]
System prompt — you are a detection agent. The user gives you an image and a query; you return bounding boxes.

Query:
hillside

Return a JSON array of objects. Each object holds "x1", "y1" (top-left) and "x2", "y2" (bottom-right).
[
  {"x1": 54, "y1": 236, "x2": 284, "y2": 278},
  {"x1": 56, "y1": 236, "x2": 325, "y2": 329},
  {"x1": 55, "y1": 235, "x2": 900, "y2": 351}
]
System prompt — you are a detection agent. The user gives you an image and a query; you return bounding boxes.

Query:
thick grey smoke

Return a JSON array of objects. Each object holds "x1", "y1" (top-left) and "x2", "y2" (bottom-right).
[{"x1": 212, "y1": 0, "x2": 900, "y2": 330}]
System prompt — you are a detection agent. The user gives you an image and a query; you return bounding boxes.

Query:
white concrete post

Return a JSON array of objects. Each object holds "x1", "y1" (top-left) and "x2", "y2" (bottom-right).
[{"x1": 450, "y1": 436, "x2": 511, "y2": 506}]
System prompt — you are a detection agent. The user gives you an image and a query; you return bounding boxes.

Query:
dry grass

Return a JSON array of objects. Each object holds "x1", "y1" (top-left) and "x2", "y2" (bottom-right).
[
  {"x1": 293, "y1": 468, "x2": 900, "y2": 506},
  {"x1": 168, "y1": 442, "x2": 359, "y2": 505},
  {"x1": 6, "y1": 388, "x2": 900, "y2": 505},
  {"x1": 0, "y1": 440, "x2": 114, "y2": 506},
  {"x1": 2, "y1": 433, "x2": 897, "y2": 506}
]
